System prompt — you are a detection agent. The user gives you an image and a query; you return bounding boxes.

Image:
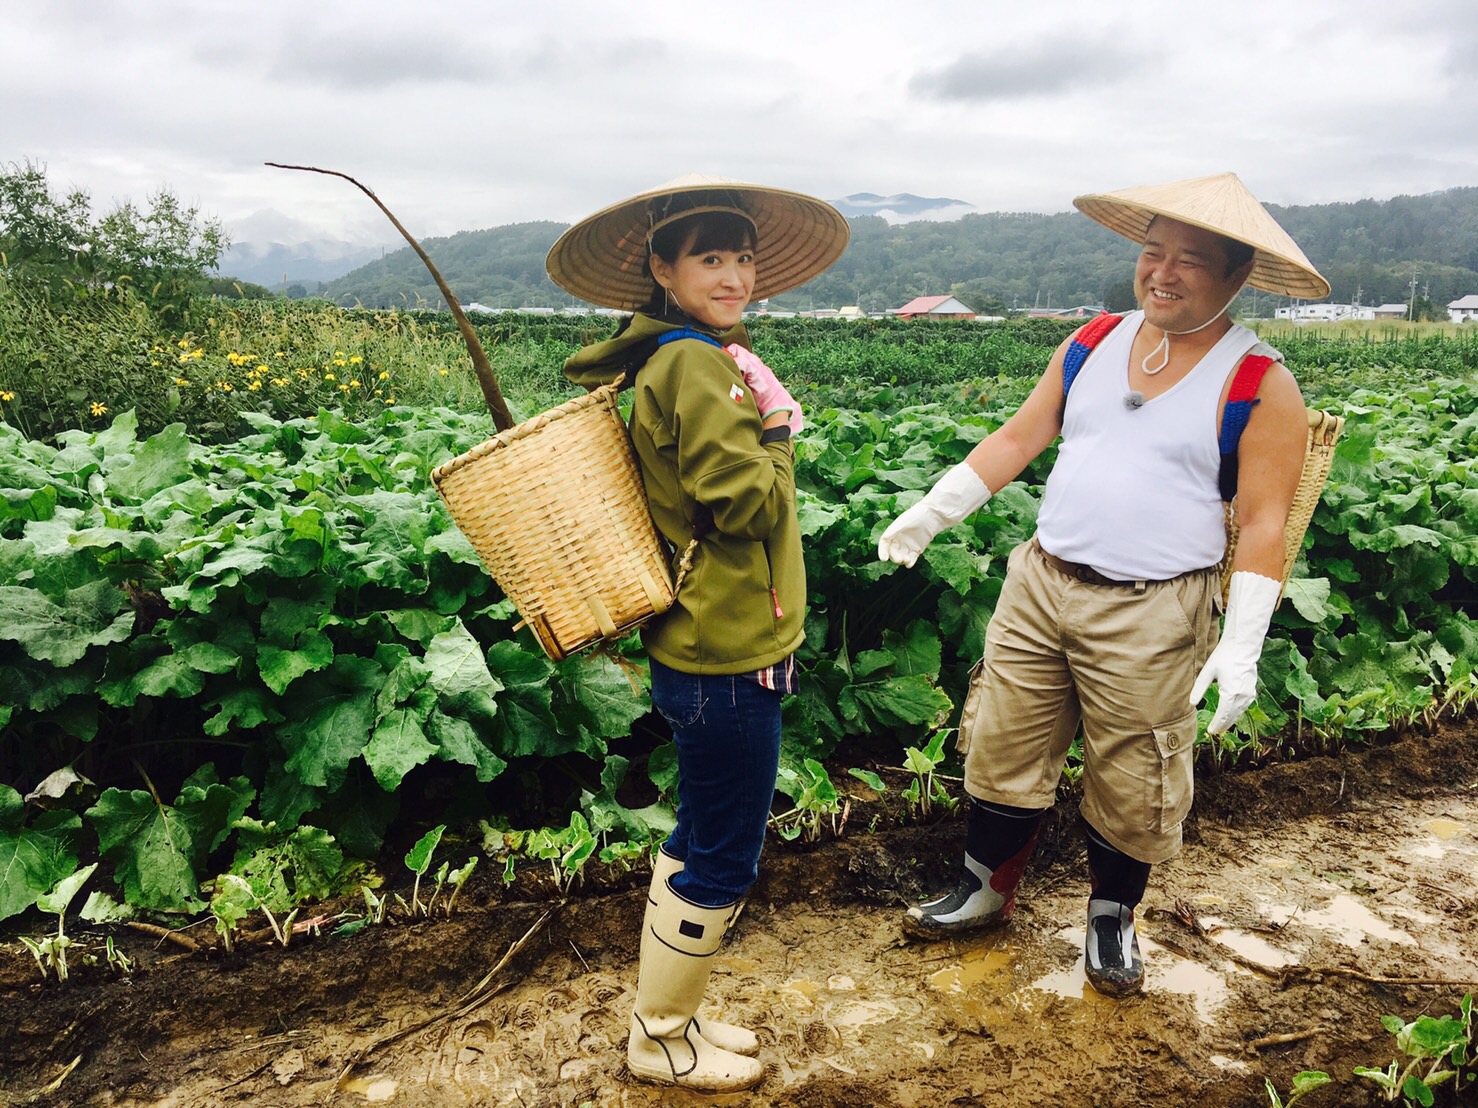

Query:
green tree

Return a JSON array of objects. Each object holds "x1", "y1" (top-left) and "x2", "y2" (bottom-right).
[{"x1": 0, "y1": 159, "x2": 227, "y2": 325}]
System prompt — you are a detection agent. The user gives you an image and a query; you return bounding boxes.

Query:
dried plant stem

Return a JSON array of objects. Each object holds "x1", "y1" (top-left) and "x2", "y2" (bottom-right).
[{"x1": 265, "y1": 162, "x2": 514, "y2": 431}]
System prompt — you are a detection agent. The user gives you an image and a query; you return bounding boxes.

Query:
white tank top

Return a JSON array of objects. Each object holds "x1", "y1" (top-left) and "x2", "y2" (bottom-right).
[{"x1": 1035, "y1": 310, "x2": 1259, "y2": 580}]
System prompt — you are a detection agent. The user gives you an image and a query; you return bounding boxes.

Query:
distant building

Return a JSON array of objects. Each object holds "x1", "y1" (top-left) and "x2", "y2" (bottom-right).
[
  {"x1": 837, "y1": 305, "x2": 867, "y2": 320},
  {"x1": 1273, "y1": 303, "x2": 1375, "y2": 322},
  {"x1": 1447, "y1": 295, "x2": 1478, "y2": 323},
  {"x1": 1372, "y1": 303, "x2": 1409, "y2": 321},
  {"x1": 893, "y1": 295, "x2": 975, "y2": 320},
  {"x1": 1027, "y1": 304, "x2": 1107, "y2": 319}
]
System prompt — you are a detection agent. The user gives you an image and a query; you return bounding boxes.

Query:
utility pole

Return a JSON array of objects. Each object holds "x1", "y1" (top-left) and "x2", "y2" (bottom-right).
[{"x1": 1408, "y1": 268, "x2": 1420, "y2": 321}]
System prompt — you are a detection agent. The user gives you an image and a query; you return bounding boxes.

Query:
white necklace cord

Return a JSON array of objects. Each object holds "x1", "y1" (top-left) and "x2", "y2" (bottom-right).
[{"x1": 1140, "y1": 283, "x2": 1248, "y2": 376}]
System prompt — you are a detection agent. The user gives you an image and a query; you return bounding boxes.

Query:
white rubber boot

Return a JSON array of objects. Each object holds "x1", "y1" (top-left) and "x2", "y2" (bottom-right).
[
  {"x1": 644, "y1": 850, "x2": 759, "y2": 1056},
  {"x1": 627, "y1": 887, "x2": 763, "y2": 1091}
]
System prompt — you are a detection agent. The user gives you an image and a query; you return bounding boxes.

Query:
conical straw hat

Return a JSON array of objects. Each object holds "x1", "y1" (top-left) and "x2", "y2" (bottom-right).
[
  {"x1": 546, "y1": 174, "x2": 850, "y2": 311},
  {"x1": 1073, "y1": 173, "x2": 1330, "y2": 300}
]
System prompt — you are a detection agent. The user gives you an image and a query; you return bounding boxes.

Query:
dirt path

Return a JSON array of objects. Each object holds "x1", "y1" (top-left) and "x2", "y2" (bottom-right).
[{"x1": 3, "y1": 723, "x2": 1476, "y2": 1108}]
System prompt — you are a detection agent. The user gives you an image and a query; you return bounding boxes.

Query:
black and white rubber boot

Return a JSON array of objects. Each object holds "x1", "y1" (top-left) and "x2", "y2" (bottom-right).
[
  {"x1": 1082, "y1": 822, "x2": 1151, "y2": 997},
  {"x1": 902, "y1": 800, "x2": 1043, "y2": 939},
  {"x1": 1084, "y1": 899, "x2": 1143, "y2": 997}
]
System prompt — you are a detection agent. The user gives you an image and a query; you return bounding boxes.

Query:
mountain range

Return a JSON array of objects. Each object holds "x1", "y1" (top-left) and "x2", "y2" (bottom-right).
[{"x1": 216, "y1": 188, "x2": 1478, "y2": 315}]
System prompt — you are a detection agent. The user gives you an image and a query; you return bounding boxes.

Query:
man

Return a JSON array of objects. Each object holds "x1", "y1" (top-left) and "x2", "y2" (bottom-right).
[{"x1": 876, "y1": 173, "x2": 1330, "y2": 996}]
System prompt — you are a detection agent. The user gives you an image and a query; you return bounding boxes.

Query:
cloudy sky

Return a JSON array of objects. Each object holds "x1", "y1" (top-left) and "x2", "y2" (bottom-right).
[{"x1": 4, "y1": 0, "x2": 1474, "y2": 248}]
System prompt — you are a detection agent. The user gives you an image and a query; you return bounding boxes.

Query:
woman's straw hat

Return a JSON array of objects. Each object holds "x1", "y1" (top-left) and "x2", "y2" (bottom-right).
[
  {"x1": 1073, "y1": 172, "x2": 1330, "y2": 300},
  {"x1": 546, "y1": 174, "x2": 850, "y2": 311}
]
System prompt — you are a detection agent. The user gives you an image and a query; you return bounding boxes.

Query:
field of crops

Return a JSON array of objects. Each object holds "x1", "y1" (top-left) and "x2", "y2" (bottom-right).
[{"x1": 2, "y1": 293, "x2": 1477, "y2": 934}]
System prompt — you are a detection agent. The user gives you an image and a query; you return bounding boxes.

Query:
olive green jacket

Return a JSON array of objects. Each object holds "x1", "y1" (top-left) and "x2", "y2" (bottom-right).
[{"x1": 563, "y1": 314, "x2": 805, "y2": 674}]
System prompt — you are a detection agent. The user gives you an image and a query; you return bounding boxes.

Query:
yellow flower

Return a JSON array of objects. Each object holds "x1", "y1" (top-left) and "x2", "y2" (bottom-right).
[
  {"x1": 378, "y1": 370, "x2": 390, "y2": 381},
  {"x1": 386, "y1": 396, "x2": 397, "y2": 404},
  {"x1": 324, "y1": 372, "x2": 336, "y2": 381},
  {"x1": 0, "y1": 390, "x2": 15, "y2": 402},
  {"x1": 438, "y1": 369, "x2": 449, "y2": 376},
  {"x1": 179, "y1": 353, "x2": 192, "y2": 363},
  {"x1": 349, "y1": 379, "x2": 362, "y2": 389},
  {"x1": 349, "y1": 354, "x2": 363, "y2": 364},
  {"x1": 190, "y1": 349, "x2": 204, "y2": 359},
  {"x1": 150, "y1": 360, "x2": 161, "y2": 367},
  {"x1": 175, "y1": 377, "x2": 190, "y2": 386},
  {"x1": 255, "y1": 364, "x2": 269, "y2": 374},
  {"x1": 334, "y1": 351, "x2": 346, "y2": 357},
  {"x1": 276, "y1": 351, "x2": 286, "y2": 358},
  {"x1": 297, "y1": 368, "x2": 309, "y2": 378},
  {"x1": 217, "y1": 380, "x2": 233, "y2": 393},
  {"x1": 249, "y1": 380, "x2": 263, "y2": 391},
  {"x1": 332, "y1": 358, "x2": 348, "y2": 367},
  {"x1": 177, "y1": 339, "x2": 190, "y2": 348},
  {"x1": 90, "y1": 402, "x2": 108, "y2": 416},
  {"x1": 338, "y1": 384, "x2": 349, "y2": 393}
]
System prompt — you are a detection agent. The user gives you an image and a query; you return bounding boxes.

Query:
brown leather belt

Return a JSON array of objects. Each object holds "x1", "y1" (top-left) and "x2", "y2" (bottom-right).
[{"x1": 1031, "y1": 537, "x2": 1144, "y2": 588}]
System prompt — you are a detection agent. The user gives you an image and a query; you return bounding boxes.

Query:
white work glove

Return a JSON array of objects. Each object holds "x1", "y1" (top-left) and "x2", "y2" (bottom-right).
[
  {"x1": 1189, "y1": 571, "x2": 1282, "y2": 735},
  {"x1": 726, "y1": 343, "x2": 802, "y2": 434},
  {"x1": 877, "y1": 461, "x2": 992, "y2": 568}
]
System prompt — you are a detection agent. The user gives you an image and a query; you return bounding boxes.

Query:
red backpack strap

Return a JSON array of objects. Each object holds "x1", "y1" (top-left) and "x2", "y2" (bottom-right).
[
  {"x1": 1217, "y1": 352, "x2": 1277, "y2": 501},
  {"x1": 1060, "y1": 313, "x2": 1124, "y2": 399}
]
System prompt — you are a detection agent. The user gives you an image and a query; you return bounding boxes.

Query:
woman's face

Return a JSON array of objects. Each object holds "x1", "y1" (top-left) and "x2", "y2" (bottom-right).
[{"x1": 649, "y1": 229, "x2": 756, "y2": 330}]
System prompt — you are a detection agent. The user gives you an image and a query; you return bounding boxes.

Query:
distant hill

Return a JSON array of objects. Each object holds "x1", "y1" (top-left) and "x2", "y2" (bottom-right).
[{"x1": 308, "y1": 187, "x2": 1478, "y2": 316}]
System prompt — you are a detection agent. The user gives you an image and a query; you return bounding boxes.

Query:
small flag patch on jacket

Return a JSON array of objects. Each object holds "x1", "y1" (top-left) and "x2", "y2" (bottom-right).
[{"x1": 729, "y1": 384, "x2": 745, "y2": 403}]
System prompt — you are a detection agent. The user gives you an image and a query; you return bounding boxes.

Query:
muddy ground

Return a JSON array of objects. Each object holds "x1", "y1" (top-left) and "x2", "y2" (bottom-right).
[{"x1": 2, "y1": 721, "x2": 1476, "y2": 1108}]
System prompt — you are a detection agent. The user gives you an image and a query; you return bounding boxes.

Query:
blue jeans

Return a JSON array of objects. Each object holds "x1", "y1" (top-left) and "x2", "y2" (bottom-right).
[{"x1": 649, "y1": 658, "x2": 783, "y2": 907}]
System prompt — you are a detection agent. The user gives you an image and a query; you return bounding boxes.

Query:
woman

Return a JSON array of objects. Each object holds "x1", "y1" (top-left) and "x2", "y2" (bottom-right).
[{"x1": 546, "y1": 175, "x2": 847, "y2": 1091}]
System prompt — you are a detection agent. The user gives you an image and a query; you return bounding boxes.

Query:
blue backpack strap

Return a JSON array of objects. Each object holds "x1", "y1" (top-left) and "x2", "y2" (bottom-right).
[
  {"x1": 1217, "y1": 351, "x2": 1277, "y2": 501},
  {"x1": 656, "y1": 326, "x2": 725, "y2": 350},
  {"x1": 1060, "y1": 312, "x2": 1125, "y2": 399}
]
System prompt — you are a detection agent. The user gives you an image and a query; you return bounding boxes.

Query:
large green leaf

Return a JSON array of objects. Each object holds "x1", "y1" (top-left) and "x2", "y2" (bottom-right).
[
  {"x1": 363, "y1": 708, "x2": 438, "y2": 791},
  {"x1": 0, "y1": 803, "x2": 82, "y2": 923},
  {"x1": 86, "y1": 775, "x2": 252, "y2": 914},
  {"x1": 106, "y1": 423, "x2": 193, "y2": 501},
  {"x1": 0, "y1": 580, "x2": 133, "y2": 665}
]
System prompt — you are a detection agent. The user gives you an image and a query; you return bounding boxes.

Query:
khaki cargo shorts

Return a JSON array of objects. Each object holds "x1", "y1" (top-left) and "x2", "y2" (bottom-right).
[{"x1": 959, "y1": 538, "x2": 1219, "y2": 864}]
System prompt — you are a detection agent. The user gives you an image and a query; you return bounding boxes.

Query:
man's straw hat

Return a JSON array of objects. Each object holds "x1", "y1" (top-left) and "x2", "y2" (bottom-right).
[
  {"x1": 546, "y1": 174, "x2": 850, "y2": 311},
  {"x1": 1073, "y1": 172, "x2": 1330, "y2": 300}
]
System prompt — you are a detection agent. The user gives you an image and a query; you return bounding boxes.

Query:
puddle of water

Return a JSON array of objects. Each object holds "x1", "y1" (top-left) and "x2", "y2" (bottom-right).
[
  {"x1": 1422, "y1": 818, "x2": 1467, "y2": 841},
  {"x1": 1299, "y1": 894, "x2": 1415, "y2": 947},
  {"x1": 828, "y1": 998, "x2": 904, "y2": 1027},
  {"x1": 773, "y1": 978, "x2": 820, "y2": 1009},
  {"x1": 1147, "y1": 948, "x2": 1232, "y2": 1023},
  {"x1": 1210, "y1": 1054, "x2": 1249, "y2": 1071},
  {"x1": 926, "y1": 947, "x2": 1014, "y2": 994},
  {"x1": 1204, "y1": 925, "x2": 1297, "y2": 969},
  {"x1": 340, "y1": 1075, "x2": 397, "y2": 1102},
  {"x1": 1191, "y1": 893, "x2": 1228, "y2": 908}
]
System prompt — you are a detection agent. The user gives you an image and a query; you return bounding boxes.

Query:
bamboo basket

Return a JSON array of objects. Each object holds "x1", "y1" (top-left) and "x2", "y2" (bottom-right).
[
  {"x1": 432, "y1": 379, "x2": 680, "y2": 661},
  {"x1": 1221, "y1": 407, "x2": 1344, "y2": 605},
  {"x1": 267, "y1": 163, "x2": 680, "y2": 662}
]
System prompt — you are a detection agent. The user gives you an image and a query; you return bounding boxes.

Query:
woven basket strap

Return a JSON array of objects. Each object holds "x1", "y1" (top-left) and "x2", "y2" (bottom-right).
[
  {"x1": 670, "y1": 537, "x2": 700, "y2": 595},
  {"x1": 1220, "y1": 406, "x2": 1345, "y2": 607}
]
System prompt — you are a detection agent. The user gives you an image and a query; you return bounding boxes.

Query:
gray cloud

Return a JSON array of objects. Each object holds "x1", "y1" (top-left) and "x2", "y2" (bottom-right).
[{"x1": 911, "y1": 40, "x2": 1146, "y2": 102}]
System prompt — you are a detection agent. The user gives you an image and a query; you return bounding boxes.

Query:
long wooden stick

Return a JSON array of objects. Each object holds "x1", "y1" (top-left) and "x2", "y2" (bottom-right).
[{"x1": 265, "y1": 162, "x2": 514, "y2": 431}]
